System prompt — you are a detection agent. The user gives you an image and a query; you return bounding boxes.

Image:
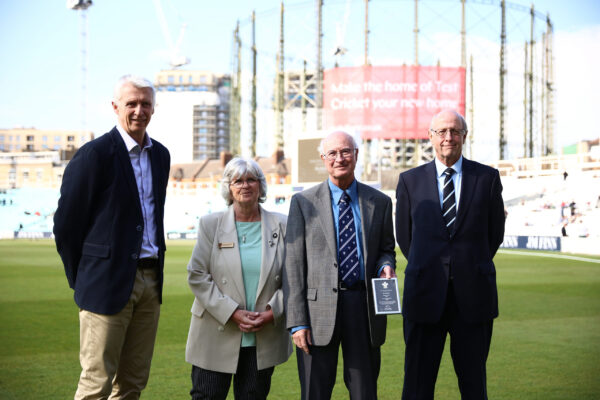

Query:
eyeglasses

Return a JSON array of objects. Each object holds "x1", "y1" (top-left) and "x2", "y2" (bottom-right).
[
  {"x1": 230, "y1": 177, "x2": 258, "y2": 188},
  {"x1": 322, "y1": 148, "x2": 355, "y2": 161},
  {"x1": 430, "y1": 128, "x2": 466, "y2": 138}
]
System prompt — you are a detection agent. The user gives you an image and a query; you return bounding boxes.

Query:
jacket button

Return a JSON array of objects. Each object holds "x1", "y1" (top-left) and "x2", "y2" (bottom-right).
[
  {"x1": 333, "y1": 263, "x2": 338, "y2": 269},
  {"x1": 136, "y1": 225, "x2": 143, "y2": 232},
  {"x1": 332, "y1": 288, "x2": 338, "y2": 293},
  {"x1": 131, "y1": 253, "x2": 138, "y2": 260},
  {"x1": 222, "y1": 278, "x2": 227, "y2": 284},
  {"x1": 275, "y1": 275, "x2": 280, "y2": 282},
  {"x1": 218, "y1": 326, "x2": 224, "y2": 332}
]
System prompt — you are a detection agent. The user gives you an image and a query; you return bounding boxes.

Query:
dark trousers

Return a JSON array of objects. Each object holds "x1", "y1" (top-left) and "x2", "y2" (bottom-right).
[
  {"x1": 297, "y1": 288, "x2": 381, "y2": 400},
  {"x1": 190, "y1": 347, "x2": 274, "y2": 400},
  {"x1": 402, "y1": 283, "x2": 494, "y2": 400}
]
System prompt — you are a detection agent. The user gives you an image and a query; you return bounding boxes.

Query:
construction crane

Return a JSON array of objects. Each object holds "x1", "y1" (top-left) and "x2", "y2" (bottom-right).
[
  {"x1": 66, "y1": 0, "x2": 92, "y2": 137},
  {"x1": 153, "y1": 0, "x2": 190, "y2": 68},
  {"x1": 333, "y1": 0, "x2": 352, "y2": 67}
]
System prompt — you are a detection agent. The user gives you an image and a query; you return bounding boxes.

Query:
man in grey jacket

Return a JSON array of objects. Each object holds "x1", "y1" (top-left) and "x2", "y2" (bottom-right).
[{"x1": 283, "y1": 130, "x2": 396, "y2": 399}]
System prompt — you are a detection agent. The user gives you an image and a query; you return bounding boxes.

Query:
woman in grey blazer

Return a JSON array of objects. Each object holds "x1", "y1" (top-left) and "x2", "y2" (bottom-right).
[{"x1": 185, "y1": 157, "x2": 292, "y2": 400}]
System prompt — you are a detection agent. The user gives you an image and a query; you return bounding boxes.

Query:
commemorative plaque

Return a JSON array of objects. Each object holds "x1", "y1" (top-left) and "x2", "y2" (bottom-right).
[{"x1": 371, "y1": 278, "x2": 401, "y2": 315}]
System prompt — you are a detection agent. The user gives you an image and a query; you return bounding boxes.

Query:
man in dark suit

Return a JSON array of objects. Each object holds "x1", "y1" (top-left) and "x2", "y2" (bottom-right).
[
  {"x1": 283, "y1": 131, "x2": 396, "y2": 399},
  {"x1": 53, "y1": 75, "x2": 170, "y2": 399},
  {"x1": 395, "y1": 110, "x2": 505, "y2": 399}
]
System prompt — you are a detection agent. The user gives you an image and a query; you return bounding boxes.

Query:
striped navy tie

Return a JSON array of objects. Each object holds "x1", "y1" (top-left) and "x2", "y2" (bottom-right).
[
  {"x1": 442, "y1": 168, "x2": 457, "y2": 234},
  {"x1": 338, "y1": 191, "x2": 359, "y2": 286}
]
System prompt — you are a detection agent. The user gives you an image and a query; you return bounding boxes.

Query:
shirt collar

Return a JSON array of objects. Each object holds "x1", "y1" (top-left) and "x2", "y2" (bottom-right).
[
  {"x1": 434, "y1": 156, "x2": 463, "y2": 178},
  {"x1": 116, "y1": 124, "x2": 153, "y2": 152},
  {"x1": 328, "y1": 179, "x2": 358, "y2": 205}
]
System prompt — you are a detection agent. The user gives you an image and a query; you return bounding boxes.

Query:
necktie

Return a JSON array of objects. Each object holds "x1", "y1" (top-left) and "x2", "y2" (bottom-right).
[
  {"x1": 442, "y1": 168, "x2": 457, "y2": 234},
  {"x1": 338, "y1": 191, "x2": 359, "y2": 286}
]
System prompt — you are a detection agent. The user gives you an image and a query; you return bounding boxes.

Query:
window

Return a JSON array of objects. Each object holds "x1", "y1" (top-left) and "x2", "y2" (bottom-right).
[
  {"x1": 168, "y1": 75, "x2": 174, "y2": 83},
  {"x1": 0, "y1": 134, "x2": 4, "y2": 142},
  {"x1": 54, "y1": 136, "x2": 61, "y2": 142},
  {"x1": 26, "y1": 135, "x2": 34, "y2": 141},
  {"x1": 26, "y1": 144, "x2": 34, "y2": 151},
  {"x1": 36, "y1": 169, "x2": 43, "y2": 181},
  {"x1": 179, "y1": 75, "x2": 183, "y2": 84},
  {"x1": 67, "y1": 136, "x2": 75, "y2": 142},
  {"x1": 188, "y1": 75, "x2": 193, "y2": 83},
  {"x1": 42, "y1": 135, "x2": 48, "y2": 142}
]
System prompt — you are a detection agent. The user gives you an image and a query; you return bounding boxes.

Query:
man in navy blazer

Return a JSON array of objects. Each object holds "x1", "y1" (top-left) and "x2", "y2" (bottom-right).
[
  {"x1": 395, "y1": 110, "x2": 505, "y2": 399},
  {"x1": 54, "y1": 75, "x2": 170, "y2": 399}
]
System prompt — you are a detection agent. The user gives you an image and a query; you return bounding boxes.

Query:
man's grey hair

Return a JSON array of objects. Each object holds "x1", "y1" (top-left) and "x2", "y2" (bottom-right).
[
  {"x1": 220, "y1": 157, "x2": 268, "y2": 206},
  {"x1": 113, "y1": 75, "x2": 156, "y2": 106},
  {"x1": 318, "y1": 130, "x2": 358, "y2": 155}
]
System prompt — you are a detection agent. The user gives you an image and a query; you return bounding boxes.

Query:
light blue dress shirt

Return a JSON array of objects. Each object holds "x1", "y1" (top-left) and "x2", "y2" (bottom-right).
[
  {"x1": 117, "y1": 125, "x2": 158, "y2": 259},
  {"x1": 434, "y1": 156, "x2": 463, "y2": 213}
]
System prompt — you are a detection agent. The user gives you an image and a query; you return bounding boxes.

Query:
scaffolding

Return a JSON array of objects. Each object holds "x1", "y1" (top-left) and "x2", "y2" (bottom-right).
[{"x1": 231, "y1": 0, "x2": 555, "y2": 169}]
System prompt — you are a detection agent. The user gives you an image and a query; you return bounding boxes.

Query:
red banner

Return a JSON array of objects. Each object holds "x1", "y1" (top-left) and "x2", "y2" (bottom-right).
[{"x1": 323, "y1": 66, "x2": 466, "y2": 140}]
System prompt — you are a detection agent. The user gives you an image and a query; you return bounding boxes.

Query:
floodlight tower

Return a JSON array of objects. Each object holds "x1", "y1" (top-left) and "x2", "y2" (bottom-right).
[{"x1": 67, "y1": 0, "x2": 92, "y2": 136}]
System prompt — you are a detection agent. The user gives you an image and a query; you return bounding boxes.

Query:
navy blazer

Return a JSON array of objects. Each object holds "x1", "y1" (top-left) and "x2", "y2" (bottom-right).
[
  {"x1": 54, "y1": 128, "x2": 170, "y2": 315},
  {"x1": 395, "y1": 158, "x2": 505, "y2": 324}
]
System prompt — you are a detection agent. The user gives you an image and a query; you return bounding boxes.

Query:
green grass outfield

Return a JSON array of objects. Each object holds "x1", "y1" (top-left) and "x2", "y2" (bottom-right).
[{"x1": 1, "y1": 240, "x2": 599, "y2": 399}]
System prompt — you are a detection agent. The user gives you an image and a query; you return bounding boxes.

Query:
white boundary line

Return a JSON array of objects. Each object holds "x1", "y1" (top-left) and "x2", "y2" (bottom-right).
[{"x1": 498, "y1": 249, "x2": 600, "y2": 264}]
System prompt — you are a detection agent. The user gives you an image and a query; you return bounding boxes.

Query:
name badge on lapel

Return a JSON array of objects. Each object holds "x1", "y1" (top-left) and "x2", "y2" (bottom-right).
[{"x1": 218, "y1": 242, "x2": 234, "y2": 249}]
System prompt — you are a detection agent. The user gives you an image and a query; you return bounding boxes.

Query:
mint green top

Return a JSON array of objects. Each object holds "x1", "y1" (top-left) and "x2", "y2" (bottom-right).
[{"x1": 235, "y1": 221, "x2": 262, "y2": 347}]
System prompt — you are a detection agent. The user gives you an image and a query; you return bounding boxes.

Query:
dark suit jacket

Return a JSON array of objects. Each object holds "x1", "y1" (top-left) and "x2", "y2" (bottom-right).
[
  {"x1": 395, "y1": 158, "x2": 505, "y2": 324},
  {"x1": 53, "y1": 127, "x2": 170, "y2": 315},
  {"x1": 283, "y1": 180, "x2": 396, "y2": 347}
]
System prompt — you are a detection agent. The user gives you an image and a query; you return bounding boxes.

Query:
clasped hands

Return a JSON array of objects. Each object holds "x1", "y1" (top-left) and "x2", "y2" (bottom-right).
[{"x1": 230, "y1": 307, "x2": 273, "y2": 333}]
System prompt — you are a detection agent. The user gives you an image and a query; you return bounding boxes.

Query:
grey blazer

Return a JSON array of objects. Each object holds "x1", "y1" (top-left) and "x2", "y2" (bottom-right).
[
  {"x1": 185, "y1": 206, "x2": 292, "y2": 373},
  {"x1": 283, "y1": 180, "x2": 396, "y2": 347}
]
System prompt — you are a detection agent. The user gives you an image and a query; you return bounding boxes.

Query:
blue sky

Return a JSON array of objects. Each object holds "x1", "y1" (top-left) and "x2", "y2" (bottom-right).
[{"x1": 0, "y1": 0, "x2": 599, "y2": 159}]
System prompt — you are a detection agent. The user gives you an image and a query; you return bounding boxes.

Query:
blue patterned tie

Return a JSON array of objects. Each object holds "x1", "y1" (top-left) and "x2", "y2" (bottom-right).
[
  {"x1": 442, "y1": 168, "x2": 457, "y2": 234},
  {"x1": 338, "y1": 191, "x2": 359, "y2": 286}
]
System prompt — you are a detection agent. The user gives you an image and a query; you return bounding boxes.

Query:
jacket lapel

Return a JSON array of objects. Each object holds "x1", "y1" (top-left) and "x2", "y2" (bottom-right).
[
  {"x1": 315, "y1": 181, "x2": 338, "y2": 260},
  {"x1": 110, "y1": 129, "x2": 142, "y2": 216},
  {"x1": 454, "y1": 158, "x2": 477, "y2": 234},
  {"x1": 255, "y1": 207, "x2": 281, "y2": 297},
  {"x1": 357, "y1": 182, "x2": 373, "y2": 268},
  {"x1": 217, "y1": 207, "x2": 246, "y2": 303}
]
